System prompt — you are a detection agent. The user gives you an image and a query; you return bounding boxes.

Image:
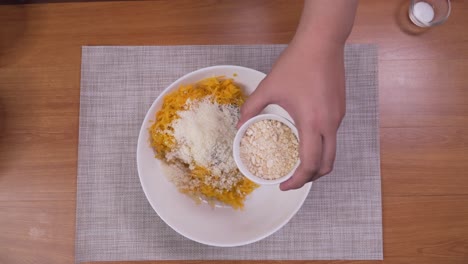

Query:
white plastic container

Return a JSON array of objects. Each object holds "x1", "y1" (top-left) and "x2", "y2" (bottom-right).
[{"x1": 233, "y1": 114, "x2": 300, "y2": 185}]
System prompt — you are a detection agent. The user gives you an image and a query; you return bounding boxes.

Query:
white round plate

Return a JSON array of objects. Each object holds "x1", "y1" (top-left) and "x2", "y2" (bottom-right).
[{"x1": 137, "y1": 65, "x2": 312, "y2": 247}]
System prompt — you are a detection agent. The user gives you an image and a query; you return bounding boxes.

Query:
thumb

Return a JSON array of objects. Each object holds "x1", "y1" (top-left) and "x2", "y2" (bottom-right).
[{"x1": 237, "y1": 82, "x2": 271, "y2": 128}]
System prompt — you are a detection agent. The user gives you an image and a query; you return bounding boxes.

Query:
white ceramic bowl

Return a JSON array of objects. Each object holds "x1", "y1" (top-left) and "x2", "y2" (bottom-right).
[
  {"x1": 233, "y1": 114, "x2": 300, "y2": 185},
  {"x1": 136, "y1": 65, "x2": 311, "y2": 247}
]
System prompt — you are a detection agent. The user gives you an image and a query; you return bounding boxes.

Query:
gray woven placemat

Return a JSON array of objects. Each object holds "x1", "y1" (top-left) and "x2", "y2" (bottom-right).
[{"x1": 76, "y1": 45, "x2": 382, "y2": 263}]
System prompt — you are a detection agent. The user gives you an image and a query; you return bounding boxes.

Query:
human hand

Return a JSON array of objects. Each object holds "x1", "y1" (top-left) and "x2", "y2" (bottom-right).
[{"x1": 237, "y1": 40, "x2": 346, "y2": 191}]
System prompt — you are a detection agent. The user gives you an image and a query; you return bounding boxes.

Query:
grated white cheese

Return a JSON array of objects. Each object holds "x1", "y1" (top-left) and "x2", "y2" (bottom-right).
[{"x1": 166, "y1": 98, "x2": 240, "y2": 178}]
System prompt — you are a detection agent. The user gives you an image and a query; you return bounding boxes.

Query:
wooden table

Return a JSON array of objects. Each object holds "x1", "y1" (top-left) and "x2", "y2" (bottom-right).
[{"x1": 1, "y1": 0, "x2": 467, "y2": 263}]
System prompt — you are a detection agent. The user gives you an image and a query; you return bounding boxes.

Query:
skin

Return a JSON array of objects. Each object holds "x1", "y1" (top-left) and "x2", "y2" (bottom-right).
[{"x1": 237, "y1": 0, "x2": 358, "y2": 191}]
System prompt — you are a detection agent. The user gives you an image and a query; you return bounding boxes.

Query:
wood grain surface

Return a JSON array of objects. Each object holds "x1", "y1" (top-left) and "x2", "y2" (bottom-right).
[{"x1": 0, "y1": 0, "x2": 467, "y2": 264}]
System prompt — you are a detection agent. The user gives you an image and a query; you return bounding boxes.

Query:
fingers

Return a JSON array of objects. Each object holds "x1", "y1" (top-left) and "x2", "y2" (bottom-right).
[
  {"x1": 280, "y1": 130, "x2": 322, "y2": 191},
  {"x1": 317, "y1": 132, "x2": 337, "y2": 178},
  {"x1": 279, "y1": 165, "x2": 312, "y2": 191},
  {"x1": 279, "y1": 128, "x2": 338, "y2": 191},
  {"x1": 237, "y1": 80, "x2": 271, "y2": 128}
]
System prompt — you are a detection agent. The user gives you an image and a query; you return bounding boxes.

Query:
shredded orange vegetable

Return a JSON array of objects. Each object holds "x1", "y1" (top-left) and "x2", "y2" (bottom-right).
[{"x1": 149, "y1": 77, "x2": 258, "y2": 209}]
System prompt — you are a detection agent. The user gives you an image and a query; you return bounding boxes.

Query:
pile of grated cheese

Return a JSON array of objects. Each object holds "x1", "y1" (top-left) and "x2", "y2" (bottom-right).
[{"x1": 165, "y1": 97, "x2": 242, "y2": 189}]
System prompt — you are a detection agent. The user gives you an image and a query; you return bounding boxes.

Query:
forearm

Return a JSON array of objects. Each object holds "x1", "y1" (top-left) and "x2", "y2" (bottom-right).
[{"x1": 291, "y1": 0, "x2": 358, "y2": 52}]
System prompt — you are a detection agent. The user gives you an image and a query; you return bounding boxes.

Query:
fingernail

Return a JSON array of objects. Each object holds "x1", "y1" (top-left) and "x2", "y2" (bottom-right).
[{"x1": 279, "y1": 183, "x2": 288, "y2": 191}]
